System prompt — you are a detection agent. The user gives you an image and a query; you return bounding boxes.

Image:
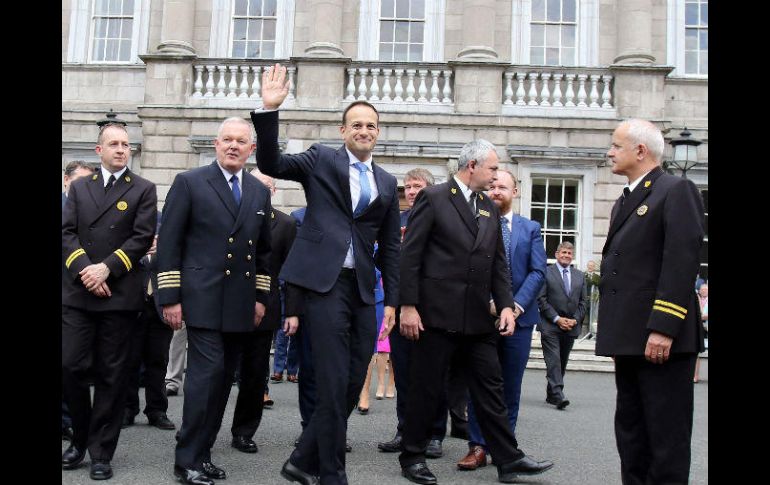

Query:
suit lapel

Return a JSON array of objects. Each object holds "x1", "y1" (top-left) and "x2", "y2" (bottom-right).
[
  {"x1": 604, "y1": 167, "x2": 663, "y2": 251},
  {"x1": 206, "y1": 162, "x2": 238, "y2": 219},
  {"x1": 448, "y1": 178, "x2": 478, "y2": 236},
  {"x1": 87, "y1": 169, "x2": 133, "y2": 224},
  {"x1": 554, "y1": 264, "x2": 572, "y2": 298},
  {"x1": 356, "y1": 163, "x2": 386, "y2": 218},
  {"x1": 508, "y1": 214, "x2": 523, "y2": 265},
  {"x1": 335, "y1": 146, "x2": 354, "y2": 217},
  {"x1": 86, "y1": 172, "x2": 106, "y2": 217}
]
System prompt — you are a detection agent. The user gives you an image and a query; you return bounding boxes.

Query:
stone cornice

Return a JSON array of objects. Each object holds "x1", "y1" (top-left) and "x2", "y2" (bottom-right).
[
  {"x1": 188, "y1": 136, "x2": 287, "y2": 153},
  {"x1": 507, "y1": 145, "x2": 607, "y2": 164},
  {"x1": 63, "y1": 141, "x2": 142, "y2": 153}
]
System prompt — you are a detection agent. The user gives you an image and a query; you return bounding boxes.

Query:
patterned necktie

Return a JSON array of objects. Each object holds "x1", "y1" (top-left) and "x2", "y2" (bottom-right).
[
  {"x1": 500, "y1": 216, "x2": 511, "y2": 266},
  {"x1": 562, "y1": 268, "x2": 571, "y2": 296},
  {"x1": 104, "y1": 174, "x2": 116, "y2": 193},
  {"x1": 353, "y1": 162, "x2": 371, "y2": 217},
  {"x1": 231, "y1": 174, "x2": 241, "y2": 206}
]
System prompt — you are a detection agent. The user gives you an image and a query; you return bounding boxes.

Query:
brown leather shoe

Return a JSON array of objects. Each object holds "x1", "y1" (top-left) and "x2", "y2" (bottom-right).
[
  {"x1": 457, "y1": 445, "x2": 487, "y2": 470},
  {"x1": 271, "y1": 372, "x2": 284, "y2": 382}
]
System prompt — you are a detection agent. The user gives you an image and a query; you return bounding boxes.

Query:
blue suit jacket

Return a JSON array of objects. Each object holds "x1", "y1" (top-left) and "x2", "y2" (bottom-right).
[
  {"x1": 252, "y1": 111, "x2": 401, "y2": 307},
  {"x1": 506, "y1": 214, "x2": 547, "y2": 327}
]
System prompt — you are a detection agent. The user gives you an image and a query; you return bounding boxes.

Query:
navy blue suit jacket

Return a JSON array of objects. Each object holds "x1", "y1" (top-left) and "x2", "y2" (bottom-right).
[
  {"x1": 505, "y1": 214, "x2": 547, "y2": 327},
  {"x1": 252, "y1": 110, "x2": 401, "y2": 307}
]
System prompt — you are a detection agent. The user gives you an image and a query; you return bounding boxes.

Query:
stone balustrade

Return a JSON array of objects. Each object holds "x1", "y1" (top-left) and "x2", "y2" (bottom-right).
[
  {"x1": 343, "y1": 63, "x2": 454, "y2": 113},
  {"x1": 189, "y1": 60, "x2": 297, "y2": 107},
  {"x1": 502, "y1": 67, "x2": 616, "y2": 118}
]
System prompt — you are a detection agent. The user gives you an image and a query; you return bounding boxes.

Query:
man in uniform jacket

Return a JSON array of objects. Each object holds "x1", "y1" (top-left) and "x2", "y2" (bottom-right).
[
  {"x1": 537, "y1": 241, "x2": 588, "y2": 410},
  {"x1": 253, "y1": 64, "x2": 401, "y2": 485},
  {"x1": 597, "y1": 119, "x2": 705, "y2": 485},
  {"x1": 398, "y1": 140, "x2": 552, "y2": 485},
  {"x1": 230, "y1": 171, "x2": 302, "y2": 454},
  {"x1": 458, "y1": 168, "x2": 550, "y2": 472},
  {"x1": 157, "y1": 117, "x2": 272, "y2": 485},
  {"x1": 62, "y1": 123, "x2": 157, "y2": 480}
]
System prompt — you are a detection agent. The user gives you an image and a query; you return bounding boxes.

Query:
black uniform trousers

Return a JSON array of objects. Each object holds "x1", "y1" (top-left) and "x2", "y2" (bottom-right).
[
  {"x1": 399, "y1": 328, "x2": 523, "y2": 468},
  {"x1": 539, "y1": 328, "x2": 576, "y2": 401},
  {"x1": 125, "y1": 296, "x2": 173, "y2": 419},
  {"x1": 175, "y1": 327, "x2": 242, "y2": 470},
  {"x1": 289, "y1": 269, "x2": 377, "y2": 485},
  {"x1": 61, "y1": 305, "x2": 138, "y2": 461},
  {"x1": 614, "y1": 354, "x2": 697, "y2": 485},
  {"x1": 296, "y1": 314, "x2": 315, "y2": 429},
  {"x1": 231, "y1": 328, "x2": 275, "y2": 438}
]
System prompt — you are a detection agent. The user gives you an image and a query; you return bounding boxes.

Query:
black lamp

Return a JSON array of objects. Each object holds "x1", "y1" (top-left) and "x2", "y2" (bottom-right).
[{"x1": 665, "y1": 128, "x2": 701, "y2": 178}]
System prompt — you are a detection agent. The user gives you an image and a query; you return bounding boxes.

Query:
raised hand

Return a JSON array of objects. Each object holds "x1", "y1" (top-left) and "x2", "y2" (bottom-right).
[{"x1": 261, "y1": 63, "x2": 290, "y2": 110}]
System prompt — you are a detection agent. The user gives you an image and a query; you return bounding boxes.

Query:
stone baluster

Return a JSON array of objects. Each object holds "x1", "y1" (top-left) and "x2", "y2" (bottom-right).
[
  {"x1": 527, "y1": 72, "x2": 539, "y2": 106},
  {"x1": 417, "y1": 69, "x2": 429, "y2": 102},
  {"x1": 238, "y1": 66, "x2": 250, "y2": 98},
  {"x1": 204, "y1": 65, "x2": 215, "y2": 97},
  {"x1": 589, "y1": 74, "x2": 600, "y2": 107},
  {"x1": 382, "y1": 68, "x2": 392, "y2": 102},
  {"x1": 503, "y1": 71, "x2": 514, "y2": 105},
  {"x1": 357, "y1": 68, "x2": 369, "y2": 100},
  {"x1": 345, "y1": 68, "x2": 357, "y2": 101},
  {"x1": 215, "y1": 65, "x2": 226, "y2": 98},
  {"x1": 442, "y1": 70, "x2": 452, "y2": 103},
  {"x1": 552, "y1": 72, "x2": 563, "y2": 107},
  {"x1": 226, "y1": 65, "x2": 238, "y2": 98},
  {"x1": 576, "y1": 74, "x2": 588, "y2": 107},
  {"x1": 601, "y1": 74, "x2": 613, "y2": 108},
  {"x1": 369, "y1": 68, "x2": 381, "y2": 101},
  {"x1": 515, "y1": 72, "x2": 526, "y2": 105},
  {"x1": 430, "y1": 70, "x2": 440, "y2": 103},
  {"x1": 250, "y1": 66, "x2": 262, "y2": 100},
  {"x1": 564, "y1": 73, "x2": 576, "y2": 106},
  {"x1": 192, "y1": 65, "x2": 204, "y2": 98},
  {"x1": 394, "y1": 69, "x2": 405, "y2": 102},
  {"x1": 287, "y1": 66, "x2": 296, "y2": 100},
  {"x1": 405, "y1": 69, "x2": 416, "y2": 102},
  {"x1": 539, "y1": 72, "x2": 552, "y2": 106}
]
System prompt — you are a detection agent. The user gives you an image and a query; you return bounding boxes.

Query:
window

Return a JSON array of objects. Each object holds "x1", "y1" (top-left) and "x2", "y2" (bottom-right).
[
  {"x1": 231, "y1": 0, "x2": 277, "y2": 58},
  {"x1": 699, "y1": 188, "x2": 708, "y2": 279},
  {"x1": 67, "y1": 0, "x2": 149, "y2": 64},
  {"x1": 530, "y1": 0, "x2": 576, "y2": 66},
  {"x1": 667, "y1": 0, "x2": 708, "y2": 77},
  {"x1": 530, "y1": 177, "x2": 580, "y2": 261},
  {"x1": 358, "y1": 0, "x2": 445, "y2": 62}
]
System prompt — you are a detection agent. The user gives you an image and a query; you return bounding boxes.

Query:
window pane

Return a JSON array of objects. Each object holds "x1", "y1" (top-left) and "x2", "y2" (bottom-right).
[
  {"x1": 108, "y1": 18, "x2": 121, "y2": 37},
  {"x1": 532, "y1": 182, "x2": 546, "y2": 202},
  {"x1": 234, "y1": 0, "x2": 248, "y2": 16},
  {"x1": 119, "y1": 39, "x2": 131, "y2": 61},
  {"x1": 233, "y1": 19, "x2": 247, "y2": 41},
  {"x1": 546, "y1": 24, "x2": 560, "y2": 47},
  {"x1": 563, "y1": 209, "x2": 576, "y2": 230},
  {"x1": 561, "y1": 47, "x2": 575, "y2": 66},
  {"x1": 262, "y1": 41, "x2": 275, "y2": 58},
  {"x1": 395, "y1": 21, "x2": 409, "y2": 42},
  {"x1": 263, "y1": 19, "x2": 276, "y2": 40},
  {"x1": 530, "y1": 48, "x2": 544, "y2": 65},
  {"x1": 249, "y1": 0, "x2": 263, "y2": 17},
  {"x1": 700, "y1": 51, "x2": 708, "y2": 75},
  {"x1": 394, "y1": 43, "x2": 408, "y2": 61},
  {"x1": 380, "y1": 21, "x2": 394, "y2": 42},
  {"x1": 563, "y1": 0, "x2": 576, "y2": 22},
  {"x1": 232, "y1": 41, "x2": 246, "y2": 57},
  {"x1": 94, "y1": 0, "x2": 108, "y2": 15},
  {"x1": 562, "y1": 234, "x2": 575, "y2": 246},
  {"x1": 121, "y1": 19, "x2": 133, "y2": 39},
  {"x1": 531, "y1": 24, "x2": 544, "y2": 46},
  {"x1": 547, "y1": 184, "x2": 561, "y2": 203},
  {"x1": 263, "y1": 0, "x2": 277, "y2": 16},
  {"x1": 379, "y1": 43, "x2": 393, "y2": 61},
  {"x1": 547, "y1": 209, "x2": 561, "y2": 227},
  {"x1": 410, "y1": 22, "x2": 424, "y2": 42},
  {"x1": 545, "y1": 235, "x2": 559, "y2": 256},
  {"x1": 562, "y1": 25, "x2": 575, "y2": 47},
  {"x1": 701, "y1": 3, "x2": 708, "y2": 26},
  {"x1": 547, "y1": 0, "x2": 561, "y2": 22},
  {"x1": 108, "y1": 0, "x2": 120, "y2": 15},
  {"x1": 532, "y1": 0, "x2": 545, "y2": 21},
  {"x1": 409, "y1": 44, "x2": 423, "y2": 61},
  {"x1": 685, "y1": 3, "x2": 698, "y2": 25},
  {"x1": 685, "y1": 29, "x2": 698, "y2": 50},
  {"x1": 249, "y1": 19, "x2": 262, "y2": 41},
  {"x1": 381, "y1": 0, "x2": 394, "y2": 17},
  {"x1": 700, "y1": 30, "x2": 708, "y2": 50},
  {"x1": 92, "y1": 39, "x2": 105, "y2": 61},
  {"x1": 411, "y1": 0, "x2": 425, "y2": 18},
  {"x1": 685, "y1": 51, "x2": 697, "y2": 74},
  {"x1": 396, "y1": 0, "x2": 409, "y2": 18},
  {"x1": 123, "y1": 0, "x2": 135, "y2": 13},
  {"x1": 247, "y1": 41, "x2": 261, "y2": 57},
  {"x1": 564, "y1": 182, "x2": 577, "y2": 203},
  {"x1": 95, "y1": 18, "x2": 108, "y2": 38},
  {"x1": 546, "y1": 48, "x2": 560, "y2": 65},
  {"x1": 106, "y1": 39, "x2": 120, "y2": 60},
  {"x1": 532, "y1": 208, "x2": 545, "y2": 224}
]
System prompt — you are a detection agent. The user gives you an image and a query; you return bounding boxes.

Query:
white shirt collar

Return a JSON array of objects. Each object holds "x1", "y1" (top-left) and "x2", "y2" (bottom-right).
[
  {"x1": 453, "y1": 175, "x2": 473, "y2": 202},
  {"x1": 101, "y1": 166, "x2": 127, "y2": 186},
  {"x1": 556, "y1": 262, "x2": 571, "y2": 272},
  {"x1": 345, "y1": 147, "x2": 373, "y2": 170},
  {"x1": 217, "y1": 161, "x2": 243, "y2": 184},
  {"x1": 502, "y1": 210, "x2": 514, "y2": 223},
  {"x1": 625, "y1": 169, "x2": 652, "y2": 194}
]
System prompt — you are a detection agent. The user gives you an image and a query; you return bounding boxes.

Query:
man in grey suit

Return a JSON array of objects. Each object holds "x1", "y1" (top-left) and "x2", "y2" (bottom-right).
[{"x1": 536, "y1": 241, "x2": 588, "y2": 410}]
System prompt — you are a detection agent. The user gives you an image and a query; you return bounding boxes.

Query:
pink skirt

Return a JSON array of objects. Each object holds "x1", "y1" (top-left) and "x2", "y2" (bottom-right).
[{"x1": 376, "y1": 322, "x2": 391, "y2": 353}]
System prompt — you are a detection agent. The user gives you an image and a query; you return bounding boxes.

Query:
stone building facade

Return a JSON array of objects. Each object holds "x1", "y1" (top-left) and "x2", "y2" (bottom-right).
[{"x1": 62, "y1": 0, "x2": 708, "y2": 275}]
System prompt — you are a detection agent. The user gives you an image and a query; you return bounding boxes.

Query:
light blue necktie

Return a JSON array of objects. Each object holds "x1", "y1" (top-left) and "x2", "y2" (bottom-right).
[
  {"x1": 231, "y1": 175, "x2": 241, "y2": 206},
  {"x1": 353, "y1": 162, "x2": 371, "y2": 217},
  {"x1": 562, "y1": 268, "x2": 571, "y2": 296},
  {"x1": 500, "y1": 216, "x2": 511, "y2": 266}
]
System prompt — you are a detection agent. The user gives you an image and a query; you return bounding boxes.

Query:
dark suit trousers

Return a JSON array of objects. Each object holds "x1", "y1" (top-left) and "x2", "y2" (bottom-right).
[
  {"x1": 399, "y1": 328, "x2": 522, "y2": 468},
  {"x1": 467, "y1": 325, "x2": 533, "y2": 449},
  {"x1": 296, "y1": 315, "x2": 316, "y2": 429},
  {"x1": 540, "y1": 328, "x2": 576, "y2": 401},
  {"x1": 231, "y1": 329, "x2": 274, "y2": 438},
  {"x1": 614, "y1": 354, "x2": 697, "y2": 485},
  {"x1": 289, "y1": 270, "x2": 377, "y2": 485},
  {"x1": 62, "y1": 305, "x2": 138, "y2": 460},
  {"x1": 390, "y1": 318, "x2": 450, "y2": 440},
  {"x1": 175, "y1": 328, "x2": 242, "y2": 470},
  {"x1": 125, "y1": 296, "x2": 173, "y2": 418}
]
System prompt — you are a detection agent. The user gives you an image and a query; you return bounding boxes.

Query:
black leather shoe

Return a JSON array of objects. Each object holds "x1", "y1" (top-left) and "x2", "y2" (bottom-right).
[
  {"x1": 148, "y1": 413, "x2": 176, "y2": 430},
  {"x1": 62, "y1": 426, "x2": 74, "y2": 441},
  {"x1": 557, "y1": 399, "x2": 570, "y2": 410},
  {"x1": 232, "y1": 435, "x2": 258, "y2": 453},
  {"x1": 174, "y1": 465, "x2": 214, "y2": 485},
  {"x1": 425, "y1": 439, "x2": 443, "y2": 459},
  {"x1": 90, "y1": 460, "x2": 113, "y2": 480},
  {"x1": 401, "y1": 463, "x2": 437, "y2": 485},
  {"x1": 62, "y1": 443, "x2": 86, "y2": 470},
  {"x1": 545, "y1": 396, "x2": 559, "y2": 406},
  {"x1": 280, "y1": 460, "x2": 319, "y2": 485},
  {"x1": 498, "y1": 455, "x2": 554, "y2": 480},
  {"x1": 122, "y1": 412, "x2": 135, "y2": 428},
  {"x1": 377, "y1": 433, "x2": 403, "y2": 452},
  {"x1": 202, "y1": 461, "x2": 226, "y2": 480}
]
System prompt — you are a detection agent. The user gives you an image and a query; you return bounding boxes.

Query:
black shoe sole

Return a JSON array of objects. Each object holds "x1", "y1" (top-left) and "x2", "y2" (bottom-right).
[
  {"x1": 401, "y1": 470, "x2": 437, "y2": 485},
  {"x1": 232, "y1": 445, "x2": 258, "y2": 453},
  {"x1": 378, "y1": 445, "x2": 402, "y2": 453},
  {"x1": 556, "y1": 400, "x2": 570, "y2": 410},
  {"x1": 511, "y1": 463, "x2": 555, "y2": 476},
  {"x1": 90, "y1": 471, "x2": 113, "y2": 480}
]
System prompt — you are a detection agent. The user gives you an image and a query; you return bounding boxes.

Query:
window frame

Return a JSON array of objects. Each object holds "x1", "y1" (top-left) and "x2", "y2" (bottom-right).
[
  {"x1": 667, "y1": 0, "x2": 708, "y2": 78},
  {"x1": 66, "y1": 0, "x2": 150, "y2": 65},
  {"x1": 209, "y1": 0, "x2": 295, "y2": 59},
  {"x1": 357, "y1": 0, "x2": 445, "y2": 62}
]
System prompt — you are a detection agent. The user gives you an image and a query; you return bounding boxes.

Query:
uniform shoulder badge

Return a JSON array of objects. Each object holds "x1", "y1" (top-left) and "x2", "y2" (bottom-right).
[
  {"x1": 478, "y1": 209, "x2": 490, "y2": 217},
  {"x1": 271, "y1": 211, "x2": 275, "y2": 219},
  {"x1": 451, "y1": 188, "x2": 457, "y2": 194},
  {"x1": 117, "y1": 201, "x2": 128, "y2": 211},
  {"x1": 636, "y1": 205, "x2": 648, "y2": 216},
  {"x1": 92, "y1": 174, "x2": 98, "y2": 181},
  {"x1": 124, "y1": 175, "x2": 131, "y2": 183},
  {"x1": 478, "y1": 194, "x2": 484, "y2": 201},
  {"x1": 644, "y1": 180, "x2": 651, "y2": 188}
]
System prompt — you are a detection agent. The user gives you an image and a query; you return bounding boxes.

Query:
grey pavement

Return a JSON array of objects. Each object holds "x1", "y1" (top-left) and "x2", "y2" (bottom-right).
[{"x1": 62, "y1": 358, "x2": 707, "y2": 485}]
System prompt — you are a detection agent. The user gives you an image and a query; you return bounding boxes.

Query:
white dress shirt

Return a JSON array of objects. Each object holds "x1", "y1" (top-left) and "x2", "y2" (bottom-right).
[
  {"x1": 101, "y1": 166, "x2": 128, "y2": 188},
  {"x1": 343, "y1": 148, "x2": 378, "y2": 269}
]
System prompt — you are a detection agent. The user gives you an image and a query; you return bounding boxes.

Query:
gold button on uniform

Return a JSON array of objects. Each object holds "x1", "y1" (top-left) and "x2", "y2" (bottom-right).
[
  {"x1": 225, "y1": 270, "x2": 231, "y2": 275},
  {"x1": 248, "y1": 240, "x2": 253, "y2": 245},
  {"x1": 227, "y1": 254, "x2": 233, "y2": 259},
  {"x1": 228, "y1": 237, "x2": 234, "y2": 243},
  {"x1": 246, "y1": 272, "x2": 251, "y2": 277},
  {"x1": 247, "y1": 255, "x2": 252, "y2": 261}
]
